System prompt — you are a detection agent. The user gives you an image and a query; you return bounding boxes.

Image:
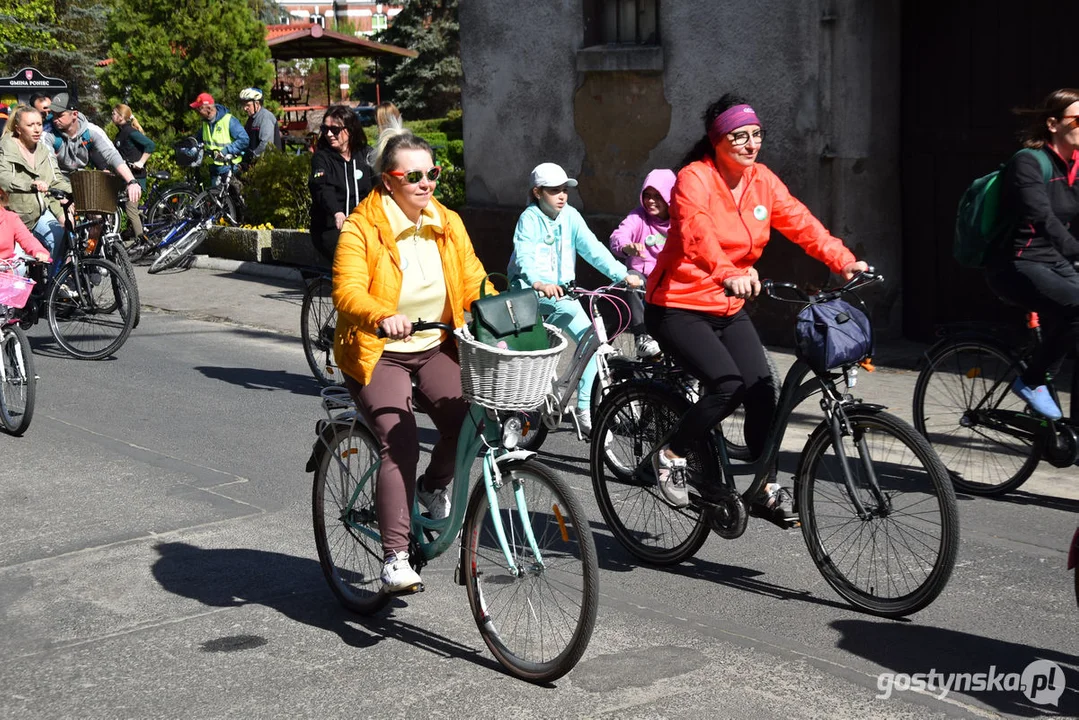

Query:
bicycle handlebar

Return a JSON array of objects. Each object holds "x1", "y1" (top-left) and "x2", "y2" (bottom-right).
[
  {"x1": 375, "y1": 320, "x2": 455, "y2": 339},
  {"x1": 762, "y1": 268, "x2": 883, "y2": 304}
]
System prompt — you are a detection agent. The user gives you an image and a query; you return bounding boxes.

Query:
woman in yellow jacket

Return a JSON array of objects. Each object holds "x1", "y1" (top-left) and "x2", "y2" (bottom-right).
[{"x1": 333, "y1": 124, "x2": 490, "y2": 593}]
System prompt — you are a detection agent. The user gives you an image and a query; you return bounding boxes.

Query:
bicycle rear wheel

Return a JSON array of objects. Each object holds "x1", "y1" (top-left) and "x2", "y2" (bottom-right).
[
  {"x1": 47, "y1": 258, "x2": 136, "y2": 360},
  {"x1": 913, "y1": 339, "x2": 1044, "y2": 495},
  {"x1": 462, "y1": 458, "x2": 598, "y2": 683},
  {"x1": 300, "y1": 276, "x2": 340, "y2": 386},
  {"x1": 312, "y1": 420, "x2": 391, "y2": 615},
  {"x1": 0, "y1": 324, "x2": 35, "y2": 435},
  {"x1": 589, "y1": 380, "x2": 711, "y2": 565},
  {"x1": 148, "y1": 221, "x2": 208, "y2": 274},
  {"x1": 797, "y1": 407, "x2": 959, "y2": 617}
]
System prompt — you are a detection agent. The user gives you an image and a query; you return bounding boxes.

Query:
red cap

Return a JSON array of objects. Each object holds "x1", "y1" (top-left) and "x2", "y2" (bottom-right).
[{"x1": 189, "y1": 92, "x2": 215, "y2": 109}]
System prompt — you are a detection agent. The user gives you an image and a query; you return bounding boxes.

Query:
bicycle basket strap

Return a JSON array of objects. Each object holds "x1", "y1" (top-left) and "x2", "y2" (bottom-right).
[
  {"x1": 469, "y1": 273, "x2": 549, "y2": 352},
  {"x1": 794, "y1": 297, "x2": 873, "y2": 373}
]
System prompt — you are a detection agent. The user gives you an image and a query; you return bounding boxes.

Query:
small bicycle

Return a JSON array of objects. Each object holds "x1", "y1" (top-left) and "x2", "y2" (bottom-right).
[
  {"x1": 912, "y1": 310, "x2": 1078, "y2": 495},
  {"x1": 0, "y1": 259, "x2": 38, "y2": 435},
  {"x1": 589, "y1": 270, "x2": 960, "y2": 618},
  {"x1": 308, "y1": 321, "x2": 599, "y2": 683}
]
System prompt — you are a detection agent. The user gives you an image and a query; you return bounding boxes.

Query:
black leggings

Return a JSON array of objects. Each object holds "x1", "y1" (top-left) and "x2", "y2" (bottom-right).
[
  {"x1": 644, "y1": 304, "x2": 775, "y2": 459},
  {"x1": 987, "y1": 258, "x2": 1079, "y2": 414}
]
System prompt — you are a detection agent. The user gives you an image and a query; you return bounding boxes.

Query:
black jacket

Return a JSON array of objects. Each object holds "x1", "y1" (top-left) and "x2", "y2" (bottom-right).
[
  {"x1": 997, "y1": 146, "x2": 1079, "y2": 263},
  {"x1": 309, "y1": 147, "x2": 373, "y2": 252}
]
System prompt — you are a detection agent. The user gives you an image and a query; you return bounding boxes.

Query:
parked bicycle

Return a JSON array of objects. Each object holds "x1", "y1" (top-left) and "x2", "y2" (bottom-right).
[
  {"x1": 589, "y1": 270, "x2": 960, "y2": 617},
  {"x1": 299, "y1": 267, "x2": 337, "y2": 386},
  {"x1": 308, "y1": 320, "x2": 599, "y2": 682},
  {"x1": 912, "y1": 311, "x2": 1078, "y2": 496},
  {"x1": 0, "y1": 259, "x2": 38, "y2": 434}
]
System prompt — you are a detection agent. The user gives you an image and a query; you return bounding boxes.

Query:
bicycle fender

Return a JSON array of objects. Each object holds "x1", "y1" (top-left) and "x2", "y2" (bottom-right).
[{"x1": 495, "y1": 450, "x2": 537, "y2": 466}]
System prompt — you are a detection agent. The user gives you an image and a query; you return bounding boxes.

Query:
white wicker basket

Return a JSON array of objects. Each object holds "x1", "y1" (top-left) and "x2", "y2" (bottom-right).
[{"x1": 455, "y1": 323, "x2": 567, "y2": 410}]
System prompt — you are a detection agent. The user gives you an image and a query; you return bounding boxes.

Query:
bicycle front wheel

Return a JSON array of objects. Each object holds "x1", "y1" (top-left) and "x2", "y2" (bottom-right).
[
  {"x1": 797, "y1": 407, "x2": 959, "y2": 618},
  {"x1": 462, "y1": 459, "x2": 598, "y2": 683},
  {"x1": 145, "y1": 184, "x2": 199, "y2": 224},
  {"x1": 0, "y1": 324, "x2": 35, "y2": 434},
  {"x1": 47, "y1": 258, "x2": 136, "y2": 360},
  {"x1": 300, "y1": 276, "x2": 340, "y2": 386},
  {"x1": 312, "y1": 420, "x2": 390, "y2": 615},
  {"x1": 589, "y1": 380, "x2": 711, "y2": 565},
  {"x1": 913, "y1": 339, "x2": 1044, "y2": 496}
]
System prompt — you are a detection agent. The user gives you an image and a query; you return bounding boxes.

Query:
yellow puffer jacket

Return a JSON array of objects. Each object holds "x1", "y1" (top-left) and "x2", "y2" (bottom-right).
[{"x1": 332, "y1": 187, "x2": 490, "y2": 385}]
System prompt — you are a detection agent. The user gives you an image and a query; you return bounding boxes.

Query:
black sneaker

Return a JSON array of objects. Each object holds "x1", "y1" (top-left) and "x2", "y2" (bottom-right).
[{"x1": 750, "y1": 484, "x2": 798, "y2": 528}]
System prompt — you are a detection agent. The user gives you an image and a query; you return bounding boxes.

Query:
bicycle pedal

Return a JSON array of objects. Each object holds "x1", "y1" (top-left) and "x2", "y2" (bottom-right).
[{"x1": 386, "y1": 582, "x2": 424, "y2": 596}]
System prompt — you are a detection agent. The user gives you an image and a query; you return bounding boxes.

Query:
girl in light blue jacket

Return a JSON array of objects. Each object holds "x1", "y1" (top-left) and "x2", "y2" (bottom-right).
[{"x1": 507, "y1": 162, "x2": 642, "y2": 433}]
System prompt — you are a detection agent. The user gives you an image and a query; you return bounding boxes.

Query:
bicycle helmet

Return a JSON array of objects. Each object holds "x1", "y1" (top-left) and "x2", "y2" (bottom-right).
[
  {"x1": 239, "y1": 87, "x2": 263, "y2": 102},
  {"x1": 174, "y1": 136, "x2": 204, "y2": 168}
]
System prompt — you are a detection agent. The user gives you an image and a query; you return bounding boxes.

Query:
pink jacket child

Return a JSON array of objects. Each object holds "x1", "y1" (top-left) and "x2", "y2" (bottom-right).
[
  {"x1": 0, "y1": 207, "x2": 49, "y2": 264},
  {"x1": 609, "y1": 168, "x2": 677, "y2": 277}
]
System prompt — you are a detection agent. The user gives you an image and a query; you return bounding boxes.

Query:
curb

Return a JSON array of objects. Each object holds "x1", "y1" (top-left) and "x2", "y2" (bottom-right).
[{"x1": 191, "y1": 255, "x2": 304, "y2": 282}]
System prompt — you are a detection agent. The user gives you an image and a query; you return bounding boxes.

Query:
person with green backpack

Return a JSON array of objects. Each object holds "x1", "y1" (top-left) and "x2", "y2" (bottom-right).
[{"x1": 984, "y1": 88, "x2": 1079, "y2": 420}]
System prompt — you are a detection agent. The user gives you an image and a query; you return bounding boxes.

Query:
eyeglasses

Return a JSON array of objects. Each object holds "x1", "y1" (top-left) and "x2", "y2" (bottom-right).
[
  {"x1": 1059, "y1": 115, "x2": 1079, "y2": 127},
  {"x1": 320, "y1": 125, "x2": 347, "y2": 136},
  {"x1": 727, "y1": 129, "x2": 765, "y2": 147},
  {"x1": 389, "y1": 167, "x2": 442, "y2": 184}
]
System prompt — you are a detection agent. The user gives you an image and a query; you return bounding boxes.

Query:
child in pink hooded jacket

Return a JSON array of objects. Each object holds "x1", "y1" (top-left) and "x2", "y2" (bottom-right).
[{"x1": 609, "y1": 168, "x2": 676, "y2": 358}]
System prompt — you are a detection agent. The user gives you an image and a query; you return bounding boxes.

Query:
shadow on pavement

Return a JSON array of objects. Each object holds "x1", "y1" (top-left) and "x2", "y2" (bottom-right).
[
  {"x1": 151, "y1": 541, "x2": 503, "y2": 674},
  {"x1": 195, "y1": 365, "x2": 323, "y2": 396},
  {"x1": 832, "y1": 619, "x2": 1079, "y2": 717}
]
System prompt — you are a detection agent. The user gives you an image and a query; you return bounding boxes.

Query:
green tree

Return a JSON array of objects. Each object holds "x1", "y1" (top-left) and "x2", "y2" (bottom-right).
[
  {"x1": 0, "y1": 0, "x2": 113, "y2": 114},
  {"x1": 374, "y1": 0, "x2": 460, "y2": 119},
  {"x1": 100, "y1": 0, "x2": 273, "y2": 151}
]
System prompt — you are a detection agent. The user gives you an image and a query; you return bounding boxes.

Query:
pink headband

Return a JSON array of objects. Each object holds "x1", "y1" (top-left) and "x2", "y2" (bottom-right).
[{"x1": 707, "y1": 104, "x2": 762, "y2": 145}]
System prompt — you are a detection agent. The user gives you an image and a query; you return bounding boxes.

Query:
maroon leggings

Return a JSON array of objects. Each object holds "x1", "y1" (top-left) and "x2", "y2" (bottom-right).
[{"x1": 344, "y1": 341, "x2": 469, "y2": 557}]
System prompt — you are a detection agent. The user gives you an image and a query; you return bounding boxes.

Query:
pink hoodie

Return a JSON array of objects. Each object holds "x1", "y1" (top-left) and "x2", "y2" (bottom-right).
[
  {"x1": 609, "y1": 169, "x2": 676, "y2": 276},
  {"x1": 0, "y1": 208, "x2": 48, "y2": 263}
]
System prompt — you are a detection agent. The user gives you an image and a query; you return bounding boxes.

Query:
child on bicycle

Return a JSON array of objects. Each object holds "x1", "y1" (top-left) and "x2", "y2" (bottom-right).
[
  {"x1": 0, "y1": 188, "x2": 51, "y2": 269},
  {"x1": 609, "y1": 168, "x2": 676, "y2": 358},
  {"x1": 508, "y1": 162, "x2": 643, "y2": 434}
]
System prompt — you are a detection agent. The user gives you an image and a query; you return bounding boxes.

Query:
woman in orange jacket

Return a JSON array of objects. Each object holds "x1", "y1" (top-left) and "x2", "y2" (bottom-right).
[
  {"x1": 644, "y1": 93, "x2": 867, "y2": 522},
  {"x1": 332, "y1": 125, "x2": 490, "y2": 593}
]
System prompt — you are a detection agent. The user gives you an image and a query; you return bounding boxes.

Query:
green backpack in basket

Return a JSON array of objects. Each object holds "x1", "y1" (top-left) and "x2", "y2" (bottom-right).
[
  {"x1": 954, "y1": 148, "x2": 1052, "y2": 268},
  {"x1": 468, "y1": 273, "x2": 549, "y2": 352}
]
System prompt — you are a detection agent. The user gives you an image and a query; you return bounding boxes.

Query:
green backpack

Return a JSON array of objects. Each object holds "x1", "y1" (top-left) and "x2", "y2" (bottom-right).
[{"x1": 954, "y1": 148, "x2": 1052, "y2": 268}]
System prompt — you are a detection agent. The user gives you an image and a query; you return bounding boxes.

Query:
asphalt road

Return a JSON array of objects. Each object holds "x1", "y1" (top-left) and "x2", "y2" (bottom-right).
[{"x1": 0, "y1": 266, "x2": 1076, "y2": 720}]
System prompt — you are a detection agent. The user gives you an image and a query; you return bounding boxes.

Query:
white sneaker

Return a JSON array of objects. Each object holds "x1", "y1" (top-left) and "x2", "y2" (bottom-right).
[
  {"x1": 652, "y1": 447, "x2": 689, "y2": 507},
  {"x1": 417, "y1": 485, "x2": 451, "y2": 520},
  {"x1": 573, "y1": 406, "x2": 592, "y2": 435},
  {"x1": 381, "y1": 551, "x2": 422, "y2": 593},
  {"x1": 636, "y1": 334, "x2": 661, "y2": 359}
]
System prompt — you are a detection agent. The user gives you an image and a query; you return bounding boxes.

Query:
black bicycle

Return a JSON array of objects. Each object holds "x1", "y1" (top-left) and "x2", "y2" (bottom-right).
[
  {"x1": 912, "y1": 310, "x2": 1078, "y2": 496},
  {"x1": 299, "y1": 267, "x2": 338, "y2": 386},
  {"x1": 589, "y1": 271, "x2": 959, "y2": 617}
]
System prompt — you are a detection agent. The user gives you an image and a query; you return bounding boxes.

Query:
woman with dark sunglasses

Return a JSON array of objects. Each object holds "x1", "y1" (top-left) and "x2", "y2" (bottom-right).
[
  {"x1": 331, "y1": 124, "x2": 491, "y2": 593},
  {"x1": 308, "y1": 104, "x2": 374, "y2": 264},
  {"x1": 985, "y1": 88, "x2": 1079, "y2": 421},
  {"x1": 643, "y1": 92, "x2": 866, "y2": 523}
]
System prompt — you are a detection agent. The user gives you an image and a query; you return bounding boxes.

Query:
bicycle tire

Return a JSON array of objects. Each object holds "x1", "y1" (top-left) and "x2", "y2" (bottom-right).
[
  {"x1": 589, "y1": 380, "x2": 711, "y2": 565},
  {"x1": 0, "y1": 324, "x2": 35, "y2": 435},
  {"x1": 912, "y1": 339, "x2": 1044, "y2": 496},
  {"x1": 720, "y1": 350, "x2": 782, "y2": 461},
  {"x1": 145, "y1": 184, "x2": 199, "y2": 224},
  {"x1": 797, "y1": 407, "x2": 959, "y2": 617},
  {"x1": 148, "y1": 221, "x2": 208, "y2": 274},
  {"x1": 47, "y1": 258, "x2": 136, "y2": 360},
  {"x1": 312, "y1": 420, "x2": 391, "y2": 615},
  {"x1": 105, "y1": 240, "x2": 141, "y2": 328},
  {"x1": 300, "y1": 277, "x2": 341, "y2": 386},
  {"x1": 462, "y1": 458, "x2": 598, "y2": 683}
]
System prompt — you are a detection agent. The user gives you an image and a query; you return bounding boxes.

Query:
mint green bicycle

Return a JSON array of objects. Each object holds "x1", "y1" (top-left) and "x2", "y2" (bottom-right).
[{"x1": 308, "y1": 321, "x2": 599, "y2": 683}]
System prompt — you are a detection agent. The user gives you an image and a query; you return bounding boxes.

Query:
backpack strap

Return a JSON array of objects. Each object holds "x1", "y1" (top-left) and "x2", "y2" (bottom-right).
[{"x1": 1016, "y1": 147, "x2": 1053, "y2": 183}]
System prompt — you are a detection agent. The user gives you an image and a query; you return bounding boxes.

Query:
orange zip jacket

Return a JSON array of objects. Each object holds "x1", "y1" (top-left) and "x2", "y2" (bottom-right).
[
  {"x1": 332, "y1": 186, "x2": 490, "y2": 385},
  {"x1": 646, "y1": 157, "x2": 856, "y2": 316}
]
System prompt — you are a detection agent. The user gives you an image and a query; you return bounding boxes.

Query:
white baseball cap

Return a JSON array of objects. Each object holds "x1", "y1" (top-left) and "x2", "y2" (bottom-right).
[{"x1": 530, "y1": 162, "x2": 578, "y2": 188}]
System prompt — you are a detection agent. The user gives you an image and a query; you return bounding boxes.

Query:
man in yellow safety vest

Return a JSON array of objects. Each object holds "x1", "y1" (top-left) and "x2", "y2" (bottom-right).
[{"x1": 189, "y1": 92, "x2": 249, "y2": 187}]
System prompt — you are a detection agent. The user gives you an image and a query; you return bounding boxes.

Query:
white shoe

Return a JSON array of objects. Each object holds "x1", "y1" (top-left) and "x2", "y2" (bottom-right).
[
  {"x1": 652, "y1": 447, "x2": 689, "y2": 507},
  {"x1": 636, "y1": 334, "x2": 661, "y2": 359},
  {"x1": 573, "y1": 406, "x2": 592, "y2": 435},
  {"x1": 381, "y1": 551, "x2": 422, "y2": 593},
  {"x1": 417, "y1": 485, "x2": 451, "y2": 520}
]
